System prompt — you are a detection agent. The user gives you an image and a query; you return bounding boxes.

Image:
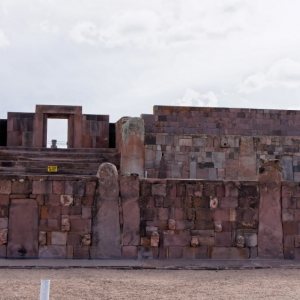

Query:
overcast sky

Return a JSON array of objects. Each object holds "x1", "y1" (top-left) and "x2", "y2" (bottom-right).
[{"x1": 1, "y1": 0, "x2": 300, "y2": 143}]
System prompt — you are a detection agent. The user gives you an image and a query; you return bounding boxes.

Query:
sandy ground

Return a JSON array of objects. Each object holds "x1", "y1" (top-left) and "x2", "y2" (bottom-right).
[{"x1": 0, "y1": 268, "x2": 299, "y2": 299}]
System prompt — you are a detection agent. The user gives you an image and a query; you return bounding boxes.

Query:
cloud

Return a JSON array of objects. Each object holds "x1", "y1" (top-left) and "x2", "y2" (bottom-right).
[
  {"x1": 39, "y1": 20, "x2": 59, "y2": 34},
  {"x1": 69, "y1": 2, "x2": 251, "y2": 48},
  {"x1": 238, "y1": 58, "x2": 300, "y2": 93},
  {"x1": 0, "y1": 29, "x2": 10, "y2": 48},
  {"x1": 174, "y1": 88, "x2": 219, "y2": 107}
]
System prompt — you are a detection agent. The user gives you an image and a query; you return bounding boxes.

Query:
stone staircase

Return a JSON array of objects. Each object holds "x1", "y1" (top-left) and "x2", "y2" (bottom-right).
[{"x1": 0, "y1": 146, "x2": 120, "y2": 175}]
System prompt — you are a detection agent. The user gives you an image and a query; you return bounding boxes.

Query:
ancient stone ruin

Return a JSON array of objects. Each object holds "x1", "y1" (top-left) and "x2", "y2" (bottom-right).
[{"x1": 0, "y1": 104, "x2": 299, "y2": 259}]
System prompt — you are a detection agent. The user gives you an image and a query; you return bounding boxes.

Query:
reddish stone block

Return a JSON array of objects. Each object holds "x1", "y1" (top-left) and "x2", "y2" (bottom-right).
[
  {"x1": 82, "y1": 207, "x2": 91, "y2": 219},
  {"x1": 0, "y1": 195, "x2": 9, "y2": 206},
  {"x1": 163, "y1": 232, "x2": 191, "y2": 246},
  {"x1": 194, "y1": 184, "x2": 203, "y2": 197},
  {"x1": 282, "y1": 185, "x2": 293, "y2": 198},
  {"x1": 196, "y1": 209, "x2": 213, "y2": 221},
  {"x1": 40, "y1": 206, "x2": 48, "y2": 219},
  {"x1": 195, "y1": 221, "x2": 214, "y2": 230},
  {"x1": 216, "y1": 185, "x2": 225, "y2": 197},
  {"x1": 192, "y1": 197, "x2": 210, "y2": 208},
  {"x1": 39, "y1": 245, "x2": 66, "y2": 258},
  {"x1": 0, "y1": 245, "x2": 6, "y2": 258},
  {"x1": 176, "y1": 183, "x2": 186, "y2": 197},
  {"x1": 168, "y1": 246, "x2": 183, "y2": 258},
  {"x1": 140, "y1": 181, "x2": 152, "y2": 196},
  {"x1": 211, "y1": 247, "x2": 249, "y2": 259},
  {"x1": 74, "y1": 181, "x2": 85, "y2": 196},
  {"x1": 85, "y1": 181, "x2": 96, "y2": 196},
  {"x1": 182, "y1": 246, "x2": 207, "y2": 259},
  {"x1": 146, "y1": 221, "x2": 168, "y2": 230},
  {"x1": 236, "y1": 208, "x2": 258, "y2": 222},
  {"x1": 238, "y1": 197, "x2": 259, "y2": 209},
  {"x1": 219, "y1": 197, "x2": 238, "y2": 208},
  {"x1": 203, "y1": 183, "x2": 216, "y2": 197},
  {"x1": 282, "y1": 197, "x2": 297, "y2": 209},
  {"x1": 82, "y1": 195, "x2": 94, "y2": 206},
  {"x1": 52, "y1": 181, "x2": 65, "y2": 195},
  {"x1": 70, "y1": 219, "x2": 91, "y2": 232},
  {"x1": 47, "y1": 219, "x2": 60, "y2": 231},
  {"x1": 61, "y1": 206, "x2": 69, "y2": 215},
  {"x1": 283, "y1": 222, "x2": 298, "y2": 235},
  {"x1": 156, "y1": 208, "x2": 168, "y2": 220},
  {"x1": 174, "y1": 208, "x2": 184, "y2": 220},
  {"x1": 154, "y1": 195, "x2": 164, "y2": 207},
  {"x1": 213, "y1": 209, "x2": 230, "y2": 221},
  {"x1": 225, "y1": 183, "x2": 239, "y2": 197},
  {"x1": 48, "y1": 206, "x2": 61, "y2": 219},
  {"x1": 65, "y1": 181, "x2": 75, "y2": 195},
  {"x1": 45, "y1": 195, "x2": 60, "y2": 206},
  {"x1": 175, "y1": 220, "x2": 195, "y2": 230},
  {"x1": 32, "y1": 181, "x2": 52, "y2": 194},
  {"x1": 11, "y1": 181, "x2": 31, "y2": 194},
  {"x1": 36, "y1": 194, "x2": 44, "y2": 206},
  {"x1": 70, "y1": 206, "x2": 81, "y2": 215},
  {"x1": 215, "y1": 232, "x2": 232, "y2": 247},
  {"x1": 0, "y1": 180, "x2": 11, "y2": 194},
  {"x1": 0, "y1": 206, "x2": 8, "y2": 218},
  {"x1": 67, "y1": 234, "x2": 81, "y2": 246},
  {"x1": 284, "y1": 247, "x2": 295, "y2": 259},
  {"x1": 122, "y1": 246, "x2": 138, "y2": 258},
  {"x1": 73, "y1": 246, "x2": 90, "y2": 259}
]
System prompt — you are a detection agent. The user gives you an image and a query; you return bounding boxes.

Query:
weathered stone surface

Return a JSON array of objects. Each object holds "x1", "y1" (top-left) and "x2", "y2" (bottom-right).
[
  {"x1": 211, "y1": 247, "x2": 250, "y2": 259},
  {"x1": 39, "y1": 231, "x2": 46, "y2": 246},
  {"x1": 152, "y1": 184, "x2": 166, "y2": 196},
  {"x1": 163, "y1": 232, "x2": 191, "y2": 247},
  {"x1": 0, "y1": 229, "x2": 7, "y2": 245},
  {"x1": 39, "y1": 245, "x2": 66, "y2": 258},
  {"x1": 51, "y1": 232, "x2": 67, "y2": 246},
  {"x1": 151, "y1": 231, "x2": 159, "y2": 247},
  {"x1": 0, "y1": 218, "x2": 8, "y2": 229},
  {"x1": 90, "y1": 163, "x2": 121, "y2": 258},
  {"x1": 281, "y1": 156, "x2": 294, "y2": 181},
  {"x1": 120, "y1": 174, "x2": 140, "y2": 246},
  {"x1": 122, "y1": 246, "x2": 138, "y2": 258},
  {"x1": 0, "y1": 180, "x2": 11, "y2": 194},
  {"x1": 61, "y1": 215, "x2": 70, "y2": 232},
  {"x1": 7, "y1": 199, "x2": 38, "y2": 258},
  {"x1": 258, "y1": 162, "x2": 283, "y2": 259},
  {"x1": 120, "y1": 117, "x2": 145, "y2": 178},
  {"x1": 60, "y1": 195, "x2": 73, "y2": 206}
]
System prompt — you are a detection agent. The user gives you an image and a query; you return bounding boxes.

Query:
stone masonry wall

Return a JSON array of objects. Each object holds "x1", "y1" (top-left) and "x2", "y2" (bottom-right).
[
  {"x1": 142, "y1": 106, "x2": 300, "y2": 181},
  {"x1": 139, "y1": 179, "x2": 259, "y2": 259},
  {"x1": 0, "y1": 174, "x2": 300, "y2": 260}
]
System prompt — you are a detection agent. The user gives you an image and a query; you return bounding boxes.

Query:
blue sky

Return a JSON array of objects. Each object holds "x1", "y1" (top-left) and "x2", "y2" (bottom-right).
[{"x1": 1, "y1": 1, "x2": 300, "y2": 142}]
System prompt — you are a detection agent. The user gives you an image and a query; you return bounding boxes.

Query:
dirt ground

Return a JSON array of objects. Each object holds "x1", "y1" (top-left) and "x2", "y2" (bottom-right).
[{"x1": 0, "y1": 268, "x2": 299, "y2": 299}]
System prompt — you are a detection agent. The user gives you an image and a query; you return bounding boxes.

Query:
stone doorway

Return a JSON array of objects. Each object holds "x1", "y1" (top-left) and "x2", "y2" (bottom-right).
[
  {"x1": 33, "y1": 105, "x2": 82, "y2": 148},
  {"x1": 47, "y1": 118, "x2": 68, "y2": 148}
]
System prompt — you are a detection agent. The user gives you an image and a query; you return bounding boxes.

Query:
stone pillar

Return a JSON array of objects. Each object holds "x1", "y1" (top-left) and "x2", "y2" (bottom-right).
[
  {"x1": 90, "y1": 163, "x2": 122, "y2": 258},
  {"x1": 117, "y1": 117, "x2": 145, "y2": 178},
  {"x1": 7, "y1": 199, "x2": 39, "y2": 258},
  {"x1": 120, "y1": 173, "x2": 140, "y2": 246},
  {"x1": 258, "y1": 160, "x2": 283, "y2": 259}
]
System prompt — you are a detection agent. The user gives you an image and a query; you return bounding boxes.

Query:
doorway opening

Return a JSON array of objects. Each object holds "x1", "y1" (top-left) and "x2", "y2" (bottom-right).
[{"x1": 47, "y1": 119, "x2": 68, "y2": 148}]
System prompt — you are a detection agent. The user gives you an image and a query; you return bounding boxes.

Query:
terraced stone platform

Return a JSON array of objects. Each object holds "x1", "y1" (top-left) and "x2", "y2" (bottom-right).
[{"x1": 0, "y1": 147, "x2": 120, "y2": 175}]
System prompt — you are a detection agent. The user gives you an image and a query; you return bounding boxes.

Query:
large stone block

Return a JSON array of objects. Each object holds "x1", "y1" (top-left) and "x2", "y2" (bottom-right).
[
  {"x1": 0, "y1": 180, "x2": 11, "y2": 194},
  {"x1": 39, "y1": 245, "x2": 66, "y2": 258},
  {"x1": 120, "y1": 174, "x2": 140, "y2": 246},
  {"x1": 7, "y1": 199, "x2": 38, "y2": 258},
  {"x1": 211, "y1": 247, "x2": 250, "y2": 259},
  {"x1": 258, "y1": 162, "x2": 283, "y2": 259},
  {"x1": 90, "y1": 163, "x2": 122, "y2": 258},
  {"x1": 163, "y1": 232, "x2": 191, "y2": 247}
]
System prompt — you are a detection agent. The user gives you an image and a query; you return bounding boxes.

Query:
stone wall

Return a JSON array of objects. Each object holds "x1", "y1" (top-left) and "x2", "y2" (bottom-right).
[
  {"x1": 7, "y1": 113, "x2": 35, "y2": 147},
  {"x1": 142, "y1": 106, "x2": 300, "y2": 181},
  {"x1": 0, "y1": 172, "x2": 299, "y2": 260},
  {"x1": 139, "y1": 179, "x2": 258, "y2": 259}
]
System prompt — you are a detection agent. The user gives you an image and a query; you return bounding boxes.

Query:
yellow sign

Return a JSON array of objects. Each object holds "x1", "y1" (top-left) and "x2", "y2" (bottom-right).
[{"x1": 47, "y1": 166, "x2": 58, "y2": 172}]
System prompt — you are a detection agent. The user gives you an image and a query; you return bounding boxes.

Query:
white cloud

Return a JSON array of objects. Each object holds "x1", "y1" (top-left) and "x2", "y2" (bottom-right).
[
  {"x1": 68, "y1": 2, "x2": 252, "y2": 48},
  {"x1": 174, "y1": 88, "x2": 219, "y2": 107},
  {"x1": 239, "y1": 58, "x2": 300, "y2": 93},
  {"x1": 0, "y1": 29, "x2": 10, "y2": 48},
  {"x1": 39, "y1": 20, "x2": 59, "y2": 34}
]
